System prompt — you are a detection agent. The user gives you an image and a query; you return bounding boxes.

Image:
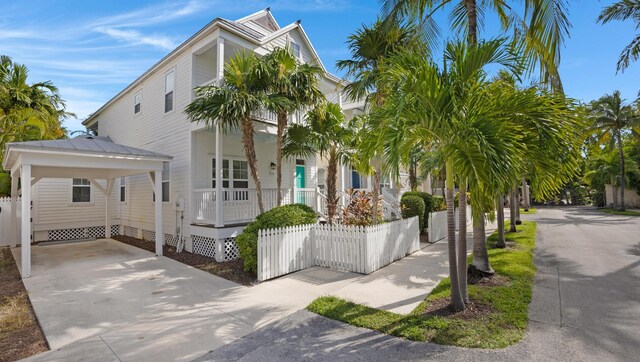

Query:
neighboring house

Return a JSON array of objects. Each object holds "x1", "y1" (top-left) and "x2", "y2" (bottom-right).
[{"x1": 24, "y1": 9, "x2": 415, "y2": 260}]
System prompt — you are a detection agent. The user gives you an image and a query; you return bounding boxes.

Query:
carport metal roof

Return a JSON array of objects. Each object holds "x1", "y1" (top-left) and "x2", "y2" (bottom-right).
[{"x1": 2, "y1": 136, "x2": 173, "y2": 278}]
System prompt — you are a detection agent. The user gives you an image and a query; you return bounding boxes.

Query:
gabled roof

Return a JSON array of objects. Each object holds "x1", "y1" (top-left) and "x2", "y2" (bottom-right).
[
  {"x1": 3, "y1": 136, "x2": 171, "y2": 170},
  {"x1": 83, "y1": 9, "x2": 343, "y2": 126}
]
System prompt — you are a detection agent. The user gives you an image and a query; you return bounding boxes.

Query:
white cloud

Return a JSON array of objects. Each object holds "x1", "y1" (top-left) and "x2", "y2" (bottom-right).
[
  {"x1": 90, "y1": 0, "x2": 205, "y2": 29},
  {"x1": 95, "y1": 27, "x2": 176, "y2": 50}
]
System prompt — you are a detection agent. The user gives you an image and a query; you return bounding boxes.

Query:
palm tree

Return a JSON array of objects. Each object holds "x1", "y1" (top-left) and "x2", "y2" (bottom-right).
[
  {"x1": 598, "y1": 0, "x2": 640, "y2": 72},
  {"x1": 186, "y1": 52, "x2": 286, "y2": 214},
  {"x1": 282, "y1": 103, "x2": 352, "y2": 223},
  {"x1": 337, "y1": 20, "x2": 424, "y2": 224},
  {"x1": 590, "y1": 91, "x2": 640, "y2": 210},
  {"x1": 0, "y1": 56, "x2": 70, "y2": 163},
  {"x1": 378, "y1": 38, "x2": 523, "y2": 311},
  {"x1": 263, "y1": 47, "x2": 325, "y2": 206},
  {"x1": 382, "y1": 0, "x2": 571, "y2": 91}
]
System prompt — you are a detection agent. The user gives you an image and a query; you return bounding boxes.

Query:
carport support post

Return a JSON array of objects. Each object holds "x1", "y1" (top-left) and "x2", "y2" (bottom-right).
[
  {"x1": 10, "y1": 174, "x2": 18, "y2": 248},
  {"x1": 105, "y1": 179, "x2": 114, "y2": 238},
  {"x1": 154, "y1": 170, "x2": 163, "y2": 256},
  {"x1": 20, "y1": 164, "x2": 31, "y2": 278}
]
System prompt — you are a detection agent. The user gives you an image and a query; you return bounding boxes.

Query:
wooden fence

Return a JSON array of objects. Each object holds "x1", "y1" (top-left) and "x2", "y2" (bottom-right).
[
  {"x1": 257, "y1": 217, "x2": 420, "y2": 281},
  {"x1": 428, "y1": 205, "x2": 472, "y2": 243}
]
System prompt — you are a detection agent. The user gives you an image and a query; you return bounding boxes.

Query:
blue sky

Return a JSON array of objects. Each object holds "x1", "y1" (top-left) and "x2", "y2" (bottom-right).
[{"x1": 1, "y1": 0, "x2": 639, "y2": 133}]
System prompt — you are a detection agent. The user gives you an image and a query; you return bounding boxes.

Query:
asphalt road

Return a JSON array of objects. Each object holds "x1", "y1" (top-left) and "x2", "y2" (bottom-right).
[{"x1": 195, "y1": 207, "x2": 640, "y2": 362}]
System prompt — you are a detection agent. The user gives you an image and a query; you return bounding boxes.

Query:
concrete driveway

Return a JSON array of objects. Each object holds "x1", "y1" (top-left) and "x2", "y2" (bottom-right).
[
  {"x1": 197, "y1": 207, "x2": 640, "y2": 361},
  {"x1": 13, "y1": 239, "x2": 359, "y2": 362}
]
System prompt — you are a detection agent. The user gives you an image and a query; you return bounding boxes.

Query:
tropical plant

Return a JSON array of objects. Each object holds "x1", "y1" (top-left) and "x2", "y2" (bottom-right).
[
  {"x1": 342, "y1": 189, "x2": 383, "y2": 226},
  {"x1": 382, "y1": 0, "x2": 571, "y2": 91},
  {"x1": 262, "y1": 47, "x2": 325, "y2": 205},
  {"x1": 377, "y1": 38, "x2": 524, "y2": 311},
  {"x1": 598, "y1": 0, "x2": 640, "y2": 72},
  {"x1": 337, "y1": 19, "x2": 424, "y2": 225},
  {"x1": 282, "y1": 103, "x2": 352, "y2": 223},
  {"x1": 186, "y1": 52, "x2": 287, "y2": 214},
  {"x1": 0, "y1": 56, "x2": 71, "y2": 193},
  {"x1": 589, "y1": 90, "x2": 640, "y2": 210}
]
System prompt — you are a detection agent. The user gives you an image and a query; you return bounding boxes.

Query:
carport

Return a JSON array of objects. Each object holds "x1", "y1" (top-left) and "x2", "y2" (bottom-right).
[{"x1": 2, "y1": 135, "x2": 173, "y2": 278}]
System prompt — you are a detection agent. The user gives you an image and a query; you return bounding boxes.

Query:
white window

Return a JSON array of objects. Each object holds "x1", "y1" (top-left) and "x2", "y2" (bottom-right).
[
  {"x1": 134, "y1": 91, "x2": 142, "y2": 114},
  {"x1": 164, "y1": 71, "x2": 174, "y2": 113},
  {"x1": 290, "y1": 42, "x2": 301, "y2": 59},
  {"x1": 212, "y1": 158, "x2": 249, "y2": 200},
  {"x1": 72, "y1": 178, "x2": 91, "y2": 203},
  {"x1": 162, "y1": 161, "x2": 170, "y2": 202},
  {"x1": 120, "y1": 177, "x2": 126, "y2": 202},
  {"x1": 152, "y1": 162, "x2": 170, "y2": 202}
]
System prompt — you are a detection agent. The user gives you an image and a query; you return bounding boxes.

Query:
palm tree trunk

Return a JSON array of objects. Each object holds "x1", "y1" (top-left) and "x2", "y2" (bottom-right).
[
  {"x1": 496, "y1": 194, "x2": 506, "y2": 248},
  {"x1": 372, "y1": 165, "x2": 381, "y2": 224},
  {"x1": 241, "y1": 117, "x2": 264, "y2": 214},
  {"x1": 470, "y1": 209, "x2": 494, "y2": 275},
  {"x1": 446, "y1": 160, "x2": 465, "y2": 311},
  {"x1": 522, "y1": 177, "x2": 529, "y2": 211},
  {"x1": 327, "y1": 149, "x2": 338, "y2": 224},
  {"x1": 457, "y1": 180, "x2": 468, "y2": 303},
  {"x1": 617, "y1": 130, "x2": 626, "y2": 210},
  {"x1": 515, "y1": 188, "x2": 522, "y2": 225},
  {"x1": 509, "y1": 184, "x2": 517, "y2": 232},
  {"x1": 409, "y1": 156, "x2": 417, "y2": 191},
  {"x1": 464, "y1": 0, "x2": 479, "y2": 46},
  {"x1": 276, "y1": 111, "x2": 287, "y2": 206}
]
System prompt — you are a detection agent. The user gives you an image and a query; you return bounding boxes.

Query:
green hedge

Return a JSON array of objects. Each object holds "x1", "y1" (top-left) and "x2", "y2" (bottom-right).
[
  {"x1": 400, "y1": 195, "x2": 426, "y2": 231},
  {"x1": 236, "y1": 204, "x2": 317, "y2": 274},
  {"x1": 402, "y1": 191, "x2": 434, "y2": 228},
  {"x1": 433, "y1": 196, "x2": 446, "y2": 211}
]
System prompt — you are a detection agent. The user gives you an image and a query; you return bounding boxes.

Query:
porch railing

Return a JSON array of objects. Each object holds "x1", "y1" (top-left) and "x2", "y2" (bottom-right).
[{"x1": 193, "y1": 187, "x2": 324, "y2": 225}]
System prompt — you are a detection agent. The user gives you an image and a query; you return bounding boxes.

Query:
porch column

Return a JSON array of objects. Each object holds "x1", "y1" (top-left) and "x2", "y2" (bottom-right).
[
  {"x1": 389, "y1": 173, "x2": 394, "y2": 190},
  {"x1": 215, "y1": 121, "x2": 224, "y2": 227},
  {"x1": 105, "y1": 179, "x2": 114, "y2": 238},
  {"x1": 367, "y1": 175, "x2": 372, "y2": 191},
  {"x1": 10, "y1": 174, "x2": 18, "y2": 248},
  {"x1": 20, "y1": 164, "x2": 31, "y2": 278},
  {"x1": 154, "y1": 170, "x2": 163, "y2": 256}
]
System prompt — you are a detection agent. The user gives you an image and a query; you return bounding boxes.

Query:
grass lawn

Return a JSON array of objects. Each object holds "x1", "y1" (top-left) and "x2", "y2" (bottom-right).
[
  {"x1": 0, "y1": 248, "x2": 48, "y2": 360},
  {"x1": 599, "y1": 208, "x2": 640, "y2": 216},
  {"x1": 520, "y1": 208, "x2": 537, "y2": 214},
  {"x1": 307, "y1": 221, "x2": 537, "y2": 349}
]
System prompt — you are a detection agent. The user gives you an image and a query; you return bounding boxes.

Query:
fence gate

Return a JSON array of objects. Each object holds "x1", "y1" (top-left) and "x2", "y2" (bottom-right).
[{"x1": 0, "y1": 197, "x2": 15, "y2": 246}]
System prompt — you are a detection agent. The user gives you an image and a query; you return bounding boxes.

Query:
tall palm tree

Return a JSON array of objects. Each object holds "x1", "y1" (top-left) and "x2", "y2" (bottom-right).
[
  {"x1": 263, "y1": 47, "x2": 325, "y2": 205},
  {"x1": 186, "y1": 52, "x2": 286, "y2": 214},
  {"x1": 378, "y1": 38, "x2": 523, "y2": 311},
  {"x1": 337, "y1": 20, "x2": 424, "y2": 224},
  {"x1": 598, "y1": 0, "x2": 640, "y2": 72},
  {"x1": 590, "y1": 91, "x2": 640, "y2": 210},
  {"x1": 282, "y1": 103, "x2": 352, "y2": 223},
  {"x1": 382, "y1": 0, "x2": 571, "y2": 91}
]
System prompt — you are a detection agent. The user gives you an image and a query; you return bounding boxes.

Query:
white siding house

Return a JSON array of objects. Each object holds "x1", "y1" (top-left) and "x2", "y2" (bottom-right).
[{"x1": 25, "y1": 9, "x2": 362, "y2": 261}]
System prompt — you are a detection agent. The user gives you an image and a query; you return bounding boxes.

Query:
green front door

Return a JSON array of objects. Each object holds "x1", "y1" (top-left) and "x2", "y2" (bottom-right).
[{"x1": 295, "y1": 165, "x2": 305, "y2": 203}]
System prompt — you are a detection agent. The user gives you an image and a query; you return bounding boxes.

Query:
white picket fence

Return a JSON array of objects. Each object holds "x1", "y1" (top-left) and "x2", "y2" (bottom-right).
[
  {"x1": 0, "y1": 197, "x2": 19, "y2": 246},
  {"x1": 257, "y1": 216, "x2": 420, "y2": 281},
  {"x1": 428, "y1": 205, "x2": 473, "y2": 243}
]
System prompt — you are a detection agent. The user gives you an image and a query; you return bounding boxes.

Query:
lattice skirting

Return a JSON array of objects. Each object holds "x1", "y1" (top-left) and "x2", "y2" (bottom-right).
[
  {"x1": 165, "y1": 234, "x2": 178, "y2": 247},
  {"x1": 192, "y1": 235, "x2": 216, "y2": 259},
  {"x1": 141, "y1": 230, "x2": 155, "y2": 242},
  {"x1": 47, "y1": 225, "x2": 122, "y2": 241},
  {"x1": 223, "y1": 238, "x2": 240, "y2": 260},
  {"x1": 124, "y1": 226, "x2": 138, "y2": 238},
  {"x1": 191, "y1": 235, "x2": 239, "y2": 261}
]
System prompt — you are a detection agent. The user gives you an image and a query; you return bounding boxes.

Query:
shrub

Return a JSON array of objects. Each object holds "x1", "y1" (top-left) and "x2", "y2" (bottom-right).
[
  {"x1": 342, "y1": 189, "x2": 382, "y2": 226},
  {"x1": 401, "y1": 191, "x2": 433, "y2": 228},
  {"x1": 401, "y1": 195, "x2": 426, "y2": 231},
  {"x1": 236, "y1": 204, "x2": 317, "y2": 274},
  {"x1": 433, "y1": 196, "x2": 446, "y2": 211}
]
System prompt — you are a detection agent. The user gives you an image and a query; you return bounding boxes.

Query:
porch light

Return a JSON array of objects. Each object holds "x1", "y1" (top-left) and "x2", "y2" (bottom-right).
[{"x1": 270, "y1": 162, "x2": 276, "y2": 171}]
